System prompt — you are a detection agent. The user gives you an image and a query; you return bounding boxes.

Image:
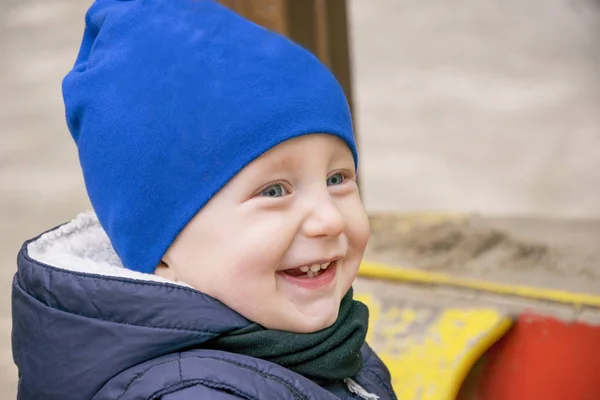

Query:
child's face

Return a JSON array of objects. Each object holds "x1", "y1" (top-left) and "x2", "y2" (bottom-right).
[{"x1": 157, "y1": 134, "x2": 370, "y2": 333}]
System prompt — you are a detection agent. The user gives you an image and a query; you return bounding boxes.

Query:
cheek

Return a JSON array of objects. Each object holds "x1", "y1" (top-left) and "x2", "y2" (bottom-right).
[
  {"x1": 206, "y1": 216, "x2": 296, "y2": 284},
  {"x1": 342, "y1": 198, "x2": 370, "y2": 252},
  {"x1": 238, "y1": 217, "x2": 292, "y2": 261},
  {"x1": 336, "y1": 197, "x2": 369, "y2": 289}
]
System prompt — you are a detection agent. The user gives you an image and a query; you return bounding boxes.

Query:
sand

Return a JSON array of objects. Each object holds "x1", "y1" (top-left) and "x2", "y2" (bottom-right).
[{"x1": 366, "y1": 214, "x2": 600, "y2": 295}]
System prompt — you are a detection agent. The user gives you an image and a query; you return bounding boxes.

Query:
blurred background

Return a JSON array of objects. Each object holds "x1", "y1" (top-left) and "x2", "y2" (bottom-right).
[{"x1": 1, "y1": 0, "x2": 599, "y2": 396}]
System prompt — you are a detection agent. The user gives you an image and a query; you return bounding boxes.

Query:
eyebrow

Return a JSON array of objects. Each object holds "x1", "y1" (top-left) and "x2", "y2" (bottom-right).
[
  {"x1": 256, "y1": 146, "x2": 353, "y2": 171},
  {"x1": 330, "y1": 147, "x2": 354, "y2": 164},
  {"x1": 261, "y1": 154, "x2": 295, "y2": 170}
]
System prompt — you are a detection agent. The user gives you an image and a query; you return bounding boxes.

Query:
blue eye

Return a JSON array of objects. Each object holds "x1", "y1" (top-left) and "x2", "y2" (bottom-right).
[
  {"x1": 260, "y1": 184, "x2": 287, "y2": 197},
  {"x1": 327, "y1": 173, "x2": 344, "y2": 186}
]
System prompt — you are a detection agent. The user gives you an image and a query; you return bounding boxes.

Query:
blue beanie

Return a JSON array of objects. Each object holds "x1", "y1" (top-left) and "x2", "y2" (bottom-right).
[{"x1": 63, "y1": 0, "x2": 357, "y2": 274}]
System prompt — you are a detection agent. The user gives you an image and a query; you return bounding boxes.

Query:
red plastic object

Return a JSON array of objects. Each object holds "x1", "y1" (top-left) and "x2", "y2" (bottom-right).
[{"x1": 476, "y1": 312, "x2": 600, "y2": 400}]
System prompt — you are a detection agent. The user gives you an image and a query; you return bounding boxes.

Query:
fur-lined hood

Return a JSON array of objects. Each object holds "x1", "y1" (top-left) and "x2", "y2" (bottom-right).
[
  {"x1": 12, "y1": 213, "x2": 251, "y2": 399},
  {"x1": 12, "y1": 213, "x2": 395, "y2": 400}
]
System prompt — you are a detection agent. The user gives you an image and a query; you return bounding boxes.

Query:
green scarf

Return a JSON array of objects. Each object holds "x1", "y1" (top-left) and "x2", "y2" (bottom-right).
[{"x1": 207, "y1": 288, "x2": 369, "y2": 383}]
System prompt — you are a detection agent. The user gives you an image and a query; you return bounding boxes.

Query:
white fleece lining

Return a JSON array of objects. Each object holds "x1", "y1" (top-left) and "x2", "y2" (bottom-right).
[{"x1": 27, "y1": 211, "x2": 188, "y2": 286}]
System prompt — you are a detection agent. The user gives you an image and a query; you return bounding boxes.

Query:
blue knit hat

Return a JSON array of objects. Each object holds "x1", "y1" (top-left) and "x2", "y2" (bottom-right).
[{"x1": 62, "y1": 0, "x2": 357, "y2": 274}]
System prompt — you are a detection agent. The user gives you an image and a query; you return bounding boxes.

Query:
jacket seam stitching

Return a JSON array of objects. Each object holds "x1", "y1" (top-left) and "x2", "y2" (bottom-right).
[
  {"x1": 178, "y1": 353, "x2": 183, "y2": 381},
  {"x1": 149, "y1": 379, "x2": 256, "y2": 400},
  {"x1": 191, "y1": 355, "x2": 308, "y2": 400},
  {"x1": 118, "y1": 354, "x2": 307, "y2": 400},
  {"x1": 118, "y1": 358, "x2": 186, "y2": 399}
]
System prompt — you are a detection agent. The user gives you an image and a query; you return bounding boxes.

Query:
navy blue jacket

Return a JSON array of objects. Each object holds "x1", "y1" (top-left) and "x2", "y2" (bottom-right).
[{"x1": 12, "y1": 215, "x2": 397, "y2": 399}]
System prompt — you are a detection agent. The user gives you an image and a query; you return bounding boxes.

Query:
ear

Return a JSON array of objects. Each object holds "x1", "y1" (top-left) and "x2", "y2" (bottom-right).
[{"x1": 154, "y1": 260, "x2": 178, "y2": 281}]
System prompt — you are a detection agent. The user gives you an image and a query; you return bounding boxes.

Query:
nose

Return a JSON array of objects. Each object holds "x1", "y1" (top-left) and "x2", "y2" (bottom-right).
[{"x1": 302, "y1": 196, "x2": 345, "y2": 238}]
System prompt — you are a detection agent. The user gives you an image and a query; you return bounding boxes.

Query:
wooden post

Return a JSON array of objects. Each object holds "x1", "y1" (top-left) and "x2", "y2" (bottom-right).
[
  {"x1": 219, "y1": 0, "x2": 290, "y2": 36},
  {"x1": 218, "y1": 0, "x2": 355, "y2": 125}
]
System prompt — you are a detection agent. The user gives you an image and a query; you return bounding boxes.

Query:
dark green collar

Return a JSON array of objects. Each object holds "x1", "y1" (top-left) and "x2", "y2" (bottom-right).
[{"x1": 207, "y1": 288, "x2": 369, "y2": 383}]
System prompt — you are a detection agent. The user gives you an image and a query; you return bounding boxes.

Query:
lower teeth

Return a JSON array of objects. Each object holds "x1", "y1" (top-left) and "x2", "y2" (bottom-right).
[{"x1": 306, "y1": 270, "x2": 322, "y2": 278}]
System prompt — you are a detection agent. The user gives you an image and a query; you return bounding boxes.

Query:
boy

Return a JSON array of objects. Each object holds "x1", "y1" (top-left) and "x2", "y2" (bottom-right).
[{"x1": 11, "y1": 1, "x2": 396, "y2": 399}]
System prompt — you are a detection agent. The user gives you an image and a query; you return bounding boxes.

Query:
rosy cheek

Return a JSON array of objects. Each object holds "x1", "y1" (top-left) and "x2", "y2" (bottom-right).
[
  {"x1": 232, "y1": 251, "x2": 280, "y2": 278},
  {"x1": 348, "y1": 209, "x2": 370, "y2": 249}
]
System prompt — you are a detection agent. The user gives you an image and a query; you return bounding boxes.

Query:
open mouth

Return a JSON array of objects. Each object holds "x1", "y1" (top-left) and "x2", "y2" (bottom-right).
[{"x1": 280, "y1": 260, "x2": 335, "y2": 279}]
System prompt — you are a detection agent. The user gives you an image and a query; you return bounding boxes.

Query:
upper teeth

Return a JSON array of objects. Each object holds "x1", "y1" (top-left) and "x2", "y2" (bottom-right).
[{"x1": 299, "y1": 262, "x2": 330, "y2": 273}]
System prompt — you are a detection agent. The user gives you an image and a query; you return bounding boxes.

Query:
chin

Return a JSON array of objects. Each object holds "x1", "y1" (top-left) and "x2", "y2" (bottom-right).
[
  {"x1": 287, "y1": 305, "x2": 340, "y2": 333},
  {"x1": 260, "y1": 305, "x2": 339, "y2": 333}
]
